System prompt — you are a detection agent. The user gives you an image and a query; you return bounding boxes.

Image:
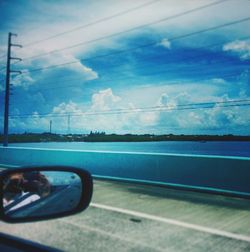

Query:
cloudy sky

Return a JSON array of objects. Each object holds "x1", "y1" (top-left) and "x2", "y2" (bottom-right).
[{"x1": 0, "y1": 0, "x2": 250, "y2": 135}]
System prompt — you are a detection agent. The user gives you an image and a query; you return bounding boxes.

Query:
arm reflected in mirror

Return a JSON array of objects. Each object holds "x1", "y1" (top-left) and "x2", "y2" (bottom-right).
[
  {"x1": 3, "y1": 171, "x2": 51, "y2": 212},
  {"x1": 0, "y1": 166, "x2": 93, "y2": 222}
]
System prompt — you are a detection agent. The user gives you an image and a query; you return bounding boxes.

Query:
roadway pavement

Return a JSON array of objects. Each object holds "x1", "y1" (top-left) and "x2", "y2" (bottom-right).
[{"x1": 1, "y1": 179, "x2": 250, "y2": 252}]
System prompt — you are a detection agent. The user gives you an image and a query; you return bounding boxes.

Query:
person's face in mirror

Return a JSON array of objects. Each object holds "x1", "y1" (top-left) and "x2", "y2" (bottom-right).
[
  {"x1": 3, "y1": 173, "x2": 24, "y2": 206},
  {"x1": 3, "y1": 171, "x2": 51, "y2": 208}
]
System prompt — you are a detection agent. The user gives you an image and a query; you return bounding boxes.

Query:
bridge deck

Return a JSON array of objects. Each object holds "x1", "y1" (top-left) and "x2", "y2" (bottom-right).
[{"x1": 1, "y1": 177, "x2": 250, "y2": 252}]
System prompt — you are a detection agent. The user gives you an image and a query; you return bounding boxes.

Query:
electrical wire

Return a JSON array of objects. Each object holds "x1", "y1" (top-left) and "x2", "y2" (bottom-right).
[
  {"x1": 7, "y1": 72, "x2": 247, "y2": 110},
  {"x1": 22, "y1": 0, "x2": 163, "y2": 47},
  {"x1": 8, "y1": 99, "x2": 250, "y2": 119},
  {"x1": 18, "y1": 16, "x2": 250, "y2": 75},
  {"x1": 10, "y1": 34, "x2": 250, "y2": 94},
  {"x1": 9, "y1": 70, "x2": 247, "y2": 101},
  {"x1": 19, "y1": 0, "x2": 230, "y2": 62}
]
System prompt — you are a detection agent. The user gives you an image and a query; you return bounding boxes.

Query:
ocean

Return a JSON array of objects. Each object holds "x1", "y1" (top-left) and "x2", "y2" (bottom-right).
[{"x1": 10, "y1": 141, "x2": 250, "y2": 157}]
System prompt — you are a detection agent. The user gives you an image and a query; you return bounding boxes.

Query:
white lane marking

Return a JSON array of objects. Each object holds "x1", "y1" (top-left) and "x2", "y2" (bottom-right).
[
  {"x1": 0, "y1": 163, "x2": 19, "y2": 168},
  {"x1": 91, "y1": 203, "x2": 250, "y2": 243}
]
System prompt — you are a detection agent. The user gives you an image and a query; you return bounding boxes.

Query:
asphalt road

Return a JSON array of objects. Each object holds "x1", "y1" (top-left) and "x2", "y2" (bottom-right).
[{"x1": 1, "y1": 180, "x2": 250, "y2": 252}]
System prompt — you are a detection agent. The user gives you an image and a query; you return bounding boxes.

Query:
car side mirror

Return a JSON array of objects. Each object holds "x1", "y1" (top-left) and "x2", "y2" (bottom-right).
[{"x1": 0, "y1": 166, "x2": 93, "y2": 223}]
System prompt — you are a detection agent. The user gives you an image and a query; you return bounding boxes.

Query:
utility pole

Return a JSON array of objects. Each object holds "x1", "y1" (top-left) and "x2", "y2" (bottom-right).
[
  {"x1": 50, "y1": 120, "x2": 52, "y2": 134},
  {"x1": 67, "y1": 114, "x2": 71, "y2": 134},
  {"x1": 3, "y1": 32, "x2": 22, "y2": 147}
]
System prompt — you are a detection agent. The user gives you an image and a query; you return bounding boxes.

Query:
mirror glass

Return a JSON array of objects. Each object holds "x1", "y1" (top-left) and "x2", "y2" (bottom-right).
[{"x1": 2, "y1": 170, "x2": 83, "y2": 218}]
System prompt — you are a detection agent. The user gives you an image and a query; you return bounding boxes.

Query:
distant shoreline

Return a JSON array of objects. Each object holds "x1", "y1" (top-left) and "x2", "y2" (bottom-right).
[{"x1": 1, "y1": 133, "x2": 250, "y2": 143}]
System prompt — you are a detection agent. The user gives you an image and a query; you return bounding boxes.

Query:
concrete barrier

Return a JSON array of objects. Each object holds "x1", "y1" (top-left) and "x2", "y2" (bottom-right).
[{"x1": 0, "y1": 146, "x2": 250, "y2": 197}]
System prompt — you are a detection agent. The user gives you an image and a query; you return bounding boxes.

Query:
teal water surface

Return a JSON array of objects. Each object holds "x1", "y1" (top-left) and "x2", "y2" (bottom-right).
[{"x1": 10, "y1": 141, "x2": 250, "y2": 157}]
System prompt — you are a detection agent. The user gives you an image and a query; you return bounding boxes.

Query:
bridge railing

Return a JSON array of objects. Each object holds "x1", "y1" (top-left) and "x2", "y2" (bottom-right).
[{"x1": 0, "y1": 146, "x2": 250, "y2": 198}]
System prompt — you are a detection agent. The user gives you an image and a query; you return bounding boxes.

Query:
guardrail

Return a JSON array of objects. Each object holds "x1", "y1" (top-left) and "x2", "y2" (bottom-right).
[{"x1": 0, "y1": 146, "x2": 250, "y2": 198}]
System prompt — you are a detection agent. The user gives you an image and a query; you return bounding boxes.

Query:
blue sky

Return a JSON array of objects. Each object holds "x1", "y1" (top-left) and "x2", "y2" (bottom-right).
[{"x1": 0, "y1": 0, "x2": 250, "y2": 135}]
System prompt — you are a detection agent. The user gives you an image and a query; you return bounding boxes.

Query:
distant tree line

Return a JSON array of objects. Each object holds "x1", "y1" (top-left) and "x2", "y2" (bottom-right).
[{"x1": 0, "y1": 131, "x2": 250, "y2": 143}]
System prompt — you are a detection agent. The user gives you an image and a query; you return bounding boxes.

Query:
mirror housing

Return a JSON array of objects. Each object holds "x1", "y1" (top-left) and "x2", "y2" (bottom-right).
[{"x1": 0, "y1": 166, "x2": 93, "y2": 223}]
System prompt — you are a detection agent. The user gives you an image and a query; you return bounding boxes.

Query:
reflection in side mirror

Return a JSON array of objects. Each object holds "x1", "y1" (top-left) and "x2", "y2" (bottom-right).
[{"x1": 0, "y1": 166, "x2": 93, "y2": 222}]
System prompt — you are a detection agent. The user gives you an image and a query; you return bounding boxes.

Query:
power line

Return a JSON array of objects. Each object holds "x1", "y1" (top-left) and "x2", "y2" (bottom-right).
[
  {"x1": 7, "y1": 72, "x2": 247, "y2": 110},
  {"x1": 11, "y1": 34, "x2": 250, "y2": 97},
  {"x1": 7, "y1": 71, "x2": 247, "y2": 109},
  {"x1": 22, "y1": 0, "x2": 162, "y2": 47},
  {"x1": 8, "y1": 103, "x2": 250, "y2": 120},
  {"x1": 10, "y1": 34, "x2": 250, "y2": 93},
  {"x1": 8, "y1": 42, "x2": 250, "y2": 96},
  {"x1": 20, "y1": 0, "x2": 230, "y2": 62},
  {"x1": 8, "y1": 49, "x2": 249, "y2": 102},
  {"x1": 8, "y1": 99, "x2": 250, "y2": 119},
  {"x1": 13, "y1": 33, "x2": 239, "y2": 77},
  {"x1": 8, "y1": 46, "x2": 249, "y2": 96},
  {"x1": 18, "y1": 16, "x2": 250, "y2": 75},
  {"x1": 9, "y1": 71, "x2": 247, "y2": 101}
]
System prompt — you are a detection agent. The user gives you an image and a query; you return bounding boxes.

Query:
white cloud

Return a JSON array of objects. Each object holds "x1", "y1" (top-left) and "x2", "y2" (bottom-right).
[
  {"x1": 9, "y1": 111, "x2": 50, "y2": 132},
  {"x1": 11, "y1": 71, "x2": 34, "y2": 89},
  {"x1": 223, "y1": 40, "x2": 250, "y2": 60},
  {"x1": 158, "y1": 38, "x2": 171, "y2": 49},
  {"x1": 52, "y1": 100, "x2": 82, "y2": 114},
  {"x1": 211, "y1": 78, "x2": 227, "y2": 84},
  {"x1": 18, "y1": 49, "x2": 99, "y2": 82},
  {"x1": 91, "y1": 88, "x2": 121, "y2": 111},
  {"x1": 7, "y1": 85, "x2": 250, "y2": 134},
  {"x1": 157, "y1": 92, "x2": 197, "y2": 130},
  {"x1": 139, "y1": 111, "x2": 158, "y2": 125},
  {"x1": 0, "y1": 45, "x2": 7, "y2": 62},
  {"x1": 38, "y1": 52, "x2": 98, "y2": 79},
  {"x1": 172, "y1": 92, "x2": 192, "y2": 106},
  {"x1": 158, "y1": 92, "x2": 191, "y2": 109},
  {"x1": 88, "y1": 88, "x2": 137, "y2": 132},
  {"x1": 2, "y1": 0, "x2": 250, "y2": 67},
  {"x1": 47, "y1": 88, "x2": 147, "y2": 133},
  {"x1": 36, "y1": 89, "x2": 124, "y2": 133},
  {"x1": 0, "y1": 46, "x2": 6, "y2": 55},
  {"x1": 7, "y1": 0, "x2": 249, "y2": 69},
  {"x1": 8, "y1": 48, "x2": 99, "y2": 91},
  {"x1": 154, "y1": 91, "x2": 250, "y2": 133}
]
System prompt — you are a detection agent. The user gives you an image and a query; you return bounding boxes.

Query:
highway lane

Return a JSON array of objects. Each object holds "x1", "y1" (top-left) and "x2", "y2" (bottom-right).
[{"x1": 1, "y1": 180, "x2": 250, "y2": 252}]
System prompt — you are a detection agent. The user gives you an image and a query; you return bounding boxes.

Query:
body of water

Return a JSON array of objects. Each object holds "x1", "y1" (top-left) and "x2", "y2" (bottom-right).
[{"x1": 10, "y1": 141, "x2": 250, "y2": 157}]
